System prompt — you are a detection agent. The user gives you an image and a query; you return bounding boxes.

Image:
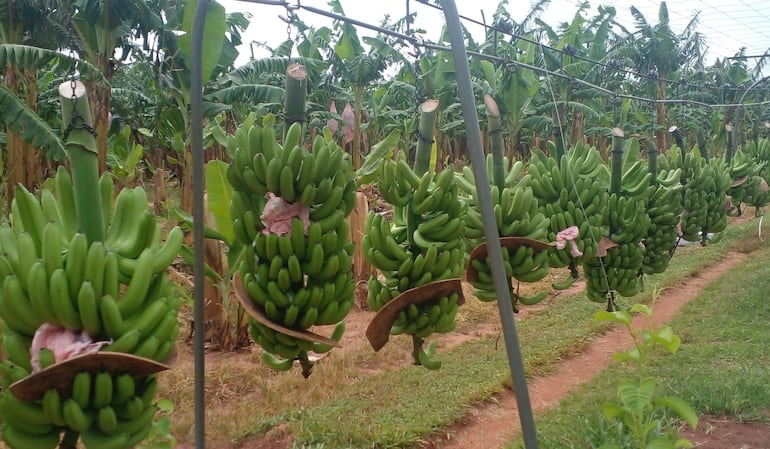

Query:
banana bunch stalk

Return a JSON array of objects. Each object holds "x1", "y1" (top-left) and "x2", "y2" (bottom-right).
[
  {"x1": 0, "y1": 168, "x2": 182, "y2": 449},
  {"x1": 227, "y1": 121, "x2": 356, "y2": 377},
  {"x1": 583, "y1": 132, "x2": 653, "y2": 309},
  {"x1": 521, "y1": 142, "x2": 610, "y2": 275},
  {"x1": 364, "y1": 158, "x2": 466, "y2": 369}
]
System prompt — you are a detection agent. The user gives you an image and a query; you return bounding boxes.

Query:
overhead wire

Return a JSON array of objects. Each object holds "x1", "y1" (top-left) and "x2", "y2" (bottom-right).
[
  {"x1": 411, "y1": 0, "x2": 763, "y2": 93},
  {"x1": 278, "y1": 0, "x2": 770, "y2": 109}
]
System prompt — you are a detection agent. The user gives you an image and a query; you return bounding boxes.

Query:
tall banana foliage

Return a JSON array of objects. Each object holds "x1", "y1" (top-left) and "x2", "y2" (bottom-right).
[
  {"x1": 535, "y1": 5, "x2": 618, "y2": 151},
  {"x1": 67, "y1": 0, "x2": 164, "y2": 173},
  {"x1": 0, "y1": 0, "x2": 65, "y2": 206}
]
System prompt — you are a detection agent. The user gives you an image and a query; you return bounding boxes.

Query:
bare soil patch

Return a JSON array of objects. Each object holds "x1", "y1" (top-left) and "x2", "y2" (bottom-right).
[{"x1": 680, "y1": 415, "x2": 770, "y2": 449}]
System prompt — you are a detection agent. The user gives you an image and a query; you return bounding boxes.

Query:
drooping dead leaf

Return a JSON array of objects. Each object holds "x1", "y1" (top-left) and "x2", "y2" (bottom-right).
[
  {"x1": 366, "y1": 278, "x2": 464, "y2": 351},
  {"x1": 466, "y1": 237, "x2": 553, "y2": 283},
  {"x1": 231, "y1": 273, "x2": 340, "y2": 347},
  {"x1": 597, "y1": 236, "x2": 620, "y2": 257},
  {"x1": 11, "y1": 352, "x2": 172, "y2": 402}
]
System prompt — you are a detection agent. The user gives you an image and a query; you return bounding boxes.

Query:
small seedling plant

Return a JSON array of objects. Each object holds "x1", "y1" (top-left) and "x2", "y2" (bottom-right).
[{"x1": 594, "y1": 291, "x2": 698, "y2": 449}]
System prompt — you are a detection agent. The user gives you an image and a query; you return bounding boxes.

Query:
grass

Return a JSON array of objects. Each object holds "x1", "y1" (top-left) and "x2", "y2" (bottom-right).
[
  {"x1": 506, "y1": 219, "x2": 770, "y2": 448},
  {"x1": 164, "y1": 216, "x2": 768, "y2": 448}
]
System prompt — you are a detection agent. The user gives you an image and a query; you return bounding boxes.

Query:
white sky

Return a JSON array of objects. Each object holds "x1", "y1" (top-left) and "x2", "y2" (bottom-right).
[{"x1": 220, "y1": 0, "x2": 770, "y2": 71}]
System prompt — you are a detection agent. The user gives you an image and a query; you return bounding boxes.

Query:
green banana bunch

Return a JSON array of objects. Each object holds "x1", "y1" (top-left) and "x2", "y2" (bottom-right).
[
  {"x1": 744, "y1": 138, "x2": 770, "y2": 164},
  {"x1": 701, "y1": 158, "x2": 731, "y2": 236},
  {"x1": 658, "y1": 147, "x2": 709, "y2": 242},
  {"x1": 583, "y1": 241, "x2": 645, "y2": 305},
  {"x1": 364, "y1": 161, "x2": 466, "y2": 369},
  {"x1": 582, "y1": 140, "x2": 653, "y2": 307},
  {"x1": 454, "y1": 153, "x2": 524, "y2": 195},
  {"x1": 69, "y1": 373, "x2": 158, "y2": 449},
  {"x1": 642, "y1": 169, "x2": 684, "y2": 275},
  {"x1": 459, "y1": 162, "x2": 548, "y2": 245},
  {"x1": 0, "y1": 361, "x2": 160, "y2": 448},
  {"x1": 728, "y1": 149, "x2": 769, "y2": 215},
  {"x1": 0, "y1": 170, "x2": 181, "y2": 362},
  {"x1": 455, "y1": 154, "x2": 553, "y2": 304},
  {"x1": 743, "y1": 139, "x2": 770, "y2": 213},
  {"x1": 228, "y1": 121, "x2": 357, "y2": 376},
  {"x1": 521, "y1": 143, "x2": 609, "y2": 276},
  {"x1": 0, "y1": 166, "x2": 181, "y2": 449}
]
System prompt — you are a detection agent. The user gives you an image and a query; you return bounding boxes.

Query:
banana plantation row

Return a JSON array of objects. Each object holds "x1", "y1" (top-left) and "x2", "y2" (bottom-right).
[
  {"x1": 224, "y1": 88, "x2": 770, "y2": 376},
  {"x1": 0, "y1": 82, "x2": 767, "y2": 449}
]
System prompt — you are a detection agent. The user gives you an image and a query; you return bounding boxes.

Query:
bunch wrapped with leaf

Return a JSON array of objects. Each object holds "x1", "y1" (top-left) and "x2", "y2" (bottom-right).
[
  {"x1": 227, "y1": 120, "x2": 356, "y2": 376},
  {"x1": 365, "y1": 151, "x2": 466, "y2": 369},
  {"x1": 0, "y1": 82, "x2": 183, "y2": 449},
  {"x1": 520, "y1": 142, "x2": 610, "y2": 281},
  {"x1": 583, "y1": 131, "x2": 653, "y2": 308},
  {"x1": 457, "y1": 152, "x2": 555, "y2": 307}
]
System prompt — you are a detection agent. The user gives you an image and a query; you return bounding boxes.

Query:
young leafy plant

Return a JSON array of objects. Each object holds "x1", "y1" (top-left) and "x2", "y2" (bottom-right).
[{"x1": 594, "y1": 290, "x2": 698, "y2": 449}]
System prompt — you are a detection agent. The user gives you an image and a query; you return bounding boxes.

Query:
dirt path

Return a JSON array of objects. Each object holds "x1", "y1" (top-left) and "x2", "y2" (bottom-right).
[{"x1": 425, "y1": 252, "x2": 748, "y2": 449}]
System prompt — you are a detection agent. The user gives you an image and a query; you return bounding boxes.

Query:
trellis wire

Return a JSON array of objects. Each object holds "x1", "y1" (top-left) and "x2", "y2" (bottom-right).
[
  {"x1": 412, "y1": 0, "x2": 764, "y2": 94},
  {"x1": 240, "y1": 0, "x2": 769, "y2": 110}
]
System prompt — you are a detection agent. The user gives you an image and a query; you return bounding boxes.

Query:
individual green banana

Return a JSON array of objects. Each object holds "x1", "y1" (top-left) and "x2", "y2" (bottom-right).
[
  {"x1": 117, "y1": 249, "x2": 155, "y2": 316},
  {"x1": 1, "y1": 275, "x2": 40, "y2": 335},
  {"x1": 49, "y1": 268, "x2": 81, "y2": 331},
  {"x1": 113, "y1": 374, "x2": 136, "y2": 405},
  {"x1": 78, "y1": 281, "x2": 102, "y2": 337},
  {"x1": 261, "y1": 350, "x2": 294, "y2": 371},
  {"x1": 65, "y1": 232, "x2": 88, "y2": 300},
  {"x1": 63, "y1": 397, "x2": 93, "y2": 432},
  {"x1": 13, "y1": 184, "x2": 47, "y2": 253},
  {"x1": 41, "y1": 221, "x2": 63, "y2": 275},
  {"x1": 71, "y1": 371, "x2": 92, "y2": 408},
  {"x1": 85, "y1": 241, "x2": 106, "y2": 300},
  {"x1": 92, "y1": 371, "x2": 114, "y2": 409},
  {"x1": 104, "y1": 329, "x2": 141, "y2": 354},
  {"x1": 42, "y1": 388, "x2": 66, "y2": 426},
  {"x1": 0, "y1": 424, "x2": 60, "y2": 449},
  {"x1": 27, "y1": 261, "x2": 56, "y2": 324}
]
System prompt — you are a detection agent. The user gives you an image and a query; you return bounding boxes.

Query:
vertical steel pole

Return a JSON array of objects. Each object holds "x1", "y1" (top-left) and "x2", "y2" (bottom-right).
[
  {"x1": 439, "y1": 1, "x2": 539, "y2": 448},
  {"x1": 191, "y1": 1, "x2": 209, "y2": 448}
]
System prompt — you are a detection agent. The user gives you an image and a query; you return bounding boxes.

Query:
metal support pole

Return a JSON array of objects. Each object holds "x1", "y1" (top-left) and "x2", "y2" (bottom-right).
[
  {"x1": 191, "y1": 1, "x2": 209, "y2": 448},
  {"x1": 439, "y1": 1, "x2": 539, "y2": 448}
]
